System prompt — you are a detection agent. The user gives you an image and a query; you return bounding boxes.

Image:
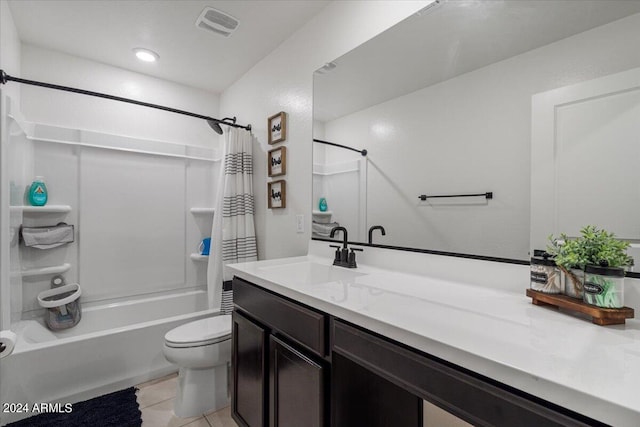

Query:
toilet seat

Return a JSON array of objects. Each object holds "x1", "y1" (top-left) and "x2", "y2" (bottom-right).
[{"x1": 165, "y1": 315, "x2": 232, "y2": 348}]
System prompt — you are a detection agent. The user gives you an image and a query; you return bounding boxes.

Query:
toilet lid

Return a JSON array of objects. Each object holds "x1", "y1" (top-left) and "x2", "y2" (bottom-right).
[{"x1": 165, "y1": 315, "x2": 232, "y2": 348}]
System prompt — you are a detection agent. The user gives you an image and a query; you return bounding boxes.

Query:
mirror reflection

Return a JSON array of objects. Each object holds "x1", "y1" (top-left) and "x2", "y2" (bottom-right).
[{"x1": 313, "y1": 0, "x2": 640, "y2": 261}]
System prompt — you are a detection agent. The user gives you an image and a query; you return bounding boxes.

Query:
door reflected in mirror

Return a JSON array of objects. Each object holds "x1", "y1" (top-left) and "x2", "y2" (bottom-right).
[{"x1": 313, "y1": 0, "x2": 640, "y2": 261}]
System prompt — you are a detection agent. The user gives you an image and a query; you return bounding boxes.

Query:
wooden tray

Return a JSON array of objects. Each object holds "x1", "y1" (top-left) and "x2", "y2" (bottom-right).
[{"x1": 526, "y1": 289, "x2": 634, "y2": 326}]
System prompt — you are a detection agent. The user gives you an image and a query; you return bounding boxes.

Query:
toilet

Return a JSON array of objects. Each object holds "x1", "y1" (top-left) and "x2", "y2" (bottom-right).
[{"x1": 163, "y1": 315, "x2": 232, "y2": 418}]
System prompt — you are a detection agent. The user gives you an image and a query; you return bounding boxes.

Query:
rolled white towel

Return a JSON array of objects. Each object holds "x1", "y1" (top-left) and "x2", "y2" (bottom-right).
[
  {"x1": 312, "y1": 221, "x2": 340, "y2": 237},
  {"x1": 21, "y1": 222, "x2": 74, "y2": 249}
]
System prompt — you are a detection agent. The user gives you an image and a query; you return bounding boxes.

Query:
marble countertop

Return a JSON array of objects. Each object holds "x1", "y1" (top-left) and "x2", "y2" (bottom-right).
[{"x1": 227, "y1": 253, "x2": 640, "y2": 426}]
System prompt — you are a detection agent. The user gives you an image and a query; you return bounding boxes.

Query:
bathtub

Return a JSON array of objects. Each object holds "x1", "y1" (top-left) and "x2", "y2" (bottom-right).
[{"x1": 0, "y1": 290, "x2": 217, "y2": 425}]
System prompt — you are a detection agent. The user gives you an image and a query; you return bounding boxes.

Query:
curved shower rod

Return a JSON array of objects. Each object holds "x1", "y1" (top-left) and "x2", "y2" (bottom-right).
[
  {"x1": 0, "y1": 69, "x2": 251, "y2": 135},
  {"x1": 313, "y1": 138, "x2": 367, "y2": 156}
]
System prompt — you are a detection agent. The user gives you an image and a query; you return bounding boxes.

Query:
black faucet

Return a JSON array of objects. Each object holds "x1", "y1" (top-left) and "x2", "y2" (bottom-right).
[
  {"x1": 368, "y1": 225, "x2": 386, "y2": 244},
  {"x1": 330, "y1": 226, "x2": 348, "y2": 248},
  {"x1": 329, "y1": 226, "x2": 362, "y2": 268}
]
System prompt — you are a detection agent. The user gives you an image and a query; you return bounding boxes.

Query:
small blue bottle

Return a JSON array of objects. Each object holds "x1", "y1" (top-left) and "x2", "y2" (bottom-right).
[
  {"x1": 28, "y1": 176, "x2": 48, "y2": 206},
  {"x1": 319, "y1": 197, "x2": 327, "y2": 212}
]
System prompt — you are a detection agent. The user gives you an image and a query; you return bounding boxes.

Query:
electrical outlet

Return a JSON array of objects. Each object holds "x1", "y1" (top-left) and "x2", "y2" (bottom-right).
[{"x1": 296, "y1": 214, "x2": 304, "y2": 233}]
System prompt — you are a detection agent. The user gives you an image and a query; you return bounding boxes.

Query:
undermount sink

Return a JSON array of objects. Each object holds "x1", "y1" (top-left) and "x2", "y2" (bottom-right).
[{"x1": 258, "y1": 261, "x2": 366, "y2": 286}]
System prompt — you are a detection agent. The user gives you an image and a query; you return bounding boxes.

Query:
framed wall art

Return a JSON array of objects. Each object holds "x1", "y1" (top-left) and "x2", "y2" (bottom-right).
[
  {"x1": 268, "y1": 146, "x2": 287, "y2": 177},
  {"x1": 268, "y1": 180, "x2": 286, "y2": 209},
  {"x1": 268, "y1": 111, "x2": 287, "y2": 145}
]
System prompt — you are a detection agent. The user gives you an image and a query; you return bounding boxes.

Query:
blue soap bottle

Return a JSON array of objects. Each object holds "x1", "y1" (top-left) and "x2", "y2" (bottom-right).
[
  {"x1": 319, "y1": 197, "x2": 327, "y2": 212},
  {"x1": 28, "y1": 176, "x2": 48, "y2": 206}
]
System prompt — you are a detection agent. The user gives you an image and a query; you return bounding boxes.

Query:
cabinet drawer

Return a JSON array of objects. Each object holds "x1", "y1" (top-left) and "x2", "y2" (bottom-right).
[{"x1": 233, "y1": 277, "x2": 326, "y2": 357}]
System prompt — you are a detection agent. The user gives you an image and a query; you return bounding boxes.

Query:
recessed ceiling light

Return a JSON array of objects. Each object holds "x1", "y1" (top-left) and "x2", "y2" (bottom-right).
[{"x1": 133, "y1": 48, "x2": 159, "y2": 63}]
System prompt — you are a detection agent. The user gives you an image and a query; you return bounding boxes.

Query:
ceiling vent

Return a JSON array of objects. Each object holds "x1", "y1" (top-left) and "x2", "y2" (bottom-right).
[
  {"x1": 315, "y1": 62, "x2": 337, "y2": 75},
  {"x1": 195, "y1": 7, "x2": 239, "y2": 37}
]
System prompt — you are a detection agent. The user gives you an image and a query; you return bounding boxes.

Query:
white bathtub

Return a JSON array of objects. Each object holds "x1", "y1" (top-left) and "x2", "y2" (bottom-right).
[{"x1": 0, "y1": 290, "x2": 217, "y2": 425}]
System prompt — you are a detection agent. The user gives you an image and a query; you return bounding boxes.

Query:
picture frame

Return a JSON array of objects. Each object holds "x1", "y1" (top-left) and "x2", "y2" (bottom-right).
[
  {"x1": 268, "y1": 111, "x2": 287, "y2": 145},
  {"x1": 268, "y1": 146, "x2": 287, "y2": 177},
  {"x1": 268, "y1": 180, "x2": 286, "y2": 209}
]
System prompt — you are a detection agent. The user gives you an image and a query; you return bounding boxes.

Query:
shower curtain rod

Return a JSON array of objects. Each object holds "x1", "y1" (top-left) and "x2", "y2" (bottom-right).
[
  {"x1": 0, "y1": 70, "x2": 251, "y2": 134},
  {"x1": 313, "y1": 138, "x2": 367, "y2": 156}
]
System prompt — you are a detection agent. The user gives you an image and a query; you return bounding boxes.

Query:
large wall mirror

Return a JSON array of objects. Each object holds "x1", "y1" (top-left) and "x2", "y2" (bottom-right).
[{"x1": 312, "y1": 0, "x2": 640, "y2": 262}]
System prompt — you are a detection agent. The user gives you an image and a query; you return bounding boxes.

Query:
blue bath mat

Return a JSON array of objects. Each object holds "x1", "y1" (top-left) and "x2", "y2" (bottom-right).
[{"x1": 7, "y1": 387, "x2": 142, "y2": 426}]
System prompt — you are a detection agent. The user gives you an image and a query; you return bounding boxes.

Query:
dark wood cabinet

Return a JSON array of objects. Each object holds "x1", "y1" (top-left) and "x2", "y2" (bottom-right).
[
  {"x1": 269, "y1": 335, "x2": 324, "y2": 427},
  {"x1": 233, "y1": 277, "x2": 327, "y2": 357},
  {"x1": 232, "y1": 276, "x2": 601, "y2": 427},
  {"x1": 232, "y1": 310, "x2": 267, "y2": 427},
  {"x1": 331, "y1": 319, "x2": 601, "y2": 427},
  {"x1": 232, "y1": 277, "x2": 328, "y2": 427}
]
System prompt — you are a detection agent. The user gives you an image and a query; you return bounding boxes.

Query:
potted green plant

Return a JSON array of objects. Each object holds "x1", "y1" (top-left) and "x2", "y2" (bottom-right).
[
  {"x1": 547, "y1": 233, "x2": 587, "y2": 298},
  {"x1": 580, "y1": 225, "x2": 632, "y2": 308},
  {"x1": 579, "y1": 225, "x2": 633, "y2": 269},
  {"x1": 548, "y1": 226, "x2": 633, "y2": 305}
]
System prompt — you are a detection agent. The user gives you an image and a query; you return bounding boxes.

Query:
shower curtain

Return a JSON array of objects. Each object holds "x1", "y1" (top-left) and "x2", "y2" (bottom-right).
[{"x1": 208, "y1": 127, "x2": 257, "y2": 314}]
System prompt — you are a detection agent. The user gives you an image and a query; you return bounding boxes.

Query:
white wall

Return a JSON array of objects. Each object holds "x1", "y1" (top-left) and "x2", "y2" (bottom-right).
[
  {"x1": 320, "y1": 13, "x2": 640, "y2": 260},
  {"x1": 220, "y1": 1, "x2": 430, "y2": 260},
  {"x1": 0, "y1": 0, "x2": 21, "y2": 109},
  {"x1": 20, "y1": 44, "x2": 221, "y2": 148},
  {"x1": 0, "y1": 0, "x2": 22, "y2": 329}
]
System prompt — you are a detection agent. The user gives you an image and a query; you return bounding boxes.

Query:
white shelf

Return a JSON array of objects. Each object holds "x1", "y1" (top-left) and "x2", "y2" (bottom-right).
[
  {"x1": 190, "y1": 208, "x2": 215, "y2": 215},
  {"x1": 11, "y1": 205, "x2": 72, "y2": 214},
  {"x1": 312, "y1": 210, "x2": 333, "y2": 216},
  {"x1": 190, "y1": 253, "x2": 209, "y2": 262},
  {"x1": 20, "y1": 263, "x2": 72, "y2": 278}
]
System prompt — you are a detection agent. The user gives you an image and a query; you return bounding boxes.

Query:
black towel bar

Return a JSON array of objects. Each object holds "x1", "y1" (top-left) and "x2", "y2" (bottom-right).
[{"x1": 418, "y1": 192, "x2": 493, "y2": 201}]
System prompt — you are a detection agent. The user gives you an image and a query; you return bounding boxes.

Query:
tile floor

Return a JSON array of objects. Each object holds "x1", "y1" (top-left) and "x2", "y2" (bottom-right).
[{"x1": 136, "y1": 373, "x2": 238, "y2": 427}]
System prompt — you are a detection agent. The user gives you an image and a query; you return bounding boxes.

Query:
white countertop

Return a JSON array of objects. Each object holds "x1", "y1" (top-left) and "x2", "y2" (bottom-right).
[{"x1": 227, "y1": 250, "x2": 640, "y2": 426}]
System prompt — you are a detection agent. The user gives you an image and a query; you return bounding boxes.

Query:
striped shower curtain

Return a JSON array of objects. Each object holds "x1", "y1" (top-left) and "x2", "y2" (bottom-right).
[{"x1": 208, "y1": 128, "x2": 257, "y2": 314}]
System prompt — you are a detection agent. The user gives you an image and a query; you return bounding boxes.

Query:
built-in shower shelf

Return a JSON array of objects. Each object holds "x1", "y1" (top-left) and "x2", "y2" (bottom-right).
[
  {"x1": 11, "y1": 205, "x2": 72, "y2": 214},
  {"x1": 190, "y1": 208, "x2": 215, "y2": 215},
  {"x1": 20, "y1": 263, "x2": 72, "y2": 278},
  {"x1": 190, "y1": 253, "x2": 209, "y2": 262}
]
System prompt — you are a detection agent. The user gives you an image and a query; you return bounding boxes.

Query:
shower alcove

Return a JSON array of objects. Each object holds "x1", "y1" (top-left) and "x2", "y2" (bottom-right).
[{"x1": 0, "y1": 110, "x2": 220, "y2": 424}]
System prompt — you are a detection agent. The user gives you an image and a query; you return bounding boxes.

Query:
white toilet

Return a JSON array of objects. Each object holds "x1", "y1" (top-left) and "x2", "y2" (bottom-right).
[{"x1": 163, "y1": 315, "x2": 232, "y2": 418}]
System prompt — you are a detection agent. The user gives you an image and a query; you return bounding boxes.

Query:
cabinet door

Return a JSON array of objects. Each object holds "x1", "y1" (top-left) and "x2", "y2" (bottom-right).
[
  {"x1": 232, "y1": 310, "x2": 267, "y2": 427},
  {"x1": 269, "y1": 335, "x2": 324, "y2": 427}
]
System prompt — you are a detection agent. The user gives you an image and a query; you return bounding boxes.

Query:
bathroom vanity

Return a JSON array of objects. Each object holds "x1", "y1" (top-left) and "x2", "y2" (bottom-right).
[{"x1": 227, "y1": 243, "x2": 640, "y2": 427}]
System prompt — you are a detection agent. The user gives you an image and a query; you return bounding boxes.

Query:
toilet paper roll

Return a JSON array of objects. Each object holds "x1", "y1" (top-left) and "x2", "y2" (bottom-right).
[{"x1": 0, "y1": 330, "x2": 17, "y2": 359}]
